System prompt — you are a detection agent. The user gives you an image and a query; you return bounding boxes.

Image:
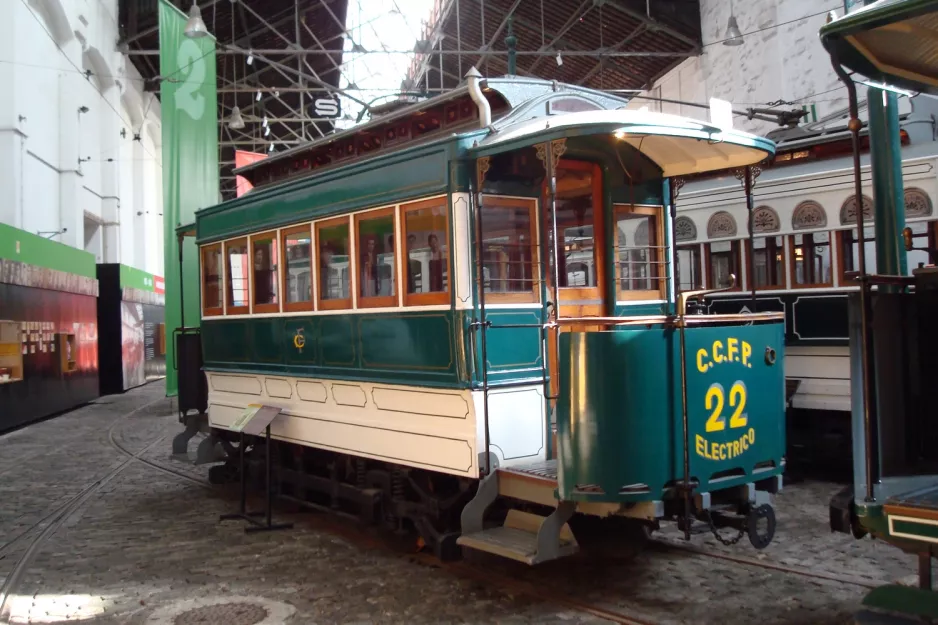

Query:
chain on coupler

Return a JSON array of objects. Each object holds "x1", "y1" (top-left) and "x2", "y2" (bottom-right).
[{"x1": 702, "y1": 509, "x2": 746, "y2": 546}]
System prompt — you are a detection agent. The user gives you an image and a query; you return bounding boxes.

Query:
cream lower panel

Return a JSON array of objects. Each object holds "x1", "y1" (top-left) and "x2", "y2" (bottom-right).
[
  {"x1": 207, "y1": 373, "x2": 479, "y2": 478},
  {"x1": 472, "y1": 386, "x2": 546, "y2": 469}
]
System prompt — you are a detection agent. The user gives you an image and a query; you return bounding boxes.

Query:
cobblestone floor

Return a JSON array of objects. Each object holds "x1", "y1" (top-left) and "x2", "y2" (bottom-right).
[{"x1": 0, "y1": 383, "x2": 921, "y2": 624}]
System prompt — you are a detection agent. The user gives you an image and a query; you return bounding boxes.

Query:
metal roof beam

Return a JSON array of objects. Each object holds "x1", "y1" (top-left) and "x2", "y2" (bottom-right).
[
  {"x1": 118, "y1": 0, "x2": 224, "y2": 46},
  {"x1": 526, "y1": 0, "x2": 593, "y2": 74},
  {"x1": 606, "y1": 0, "x2": 701, "y2": 52},
  {"x1": 576, "y1": 23, "x2": 648, "y2": 85},
  {"x1": 474, "y1": 0, "x2": 524, "y2": 71}
]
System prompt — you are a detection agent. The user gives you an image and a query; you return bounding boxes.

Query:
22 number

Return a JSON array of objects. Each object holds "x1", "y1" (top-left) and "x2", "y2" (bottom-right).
[{"x1": 705, "y1": 381, "x2": 748, "y2": 432}]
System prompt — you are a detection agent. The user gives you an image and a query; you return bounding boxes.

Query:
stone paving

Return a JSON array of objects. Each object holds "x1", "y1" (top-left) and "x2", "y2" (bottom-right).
[{"x1": 0, "y1": 383, "x2": 923, "y2": 624}]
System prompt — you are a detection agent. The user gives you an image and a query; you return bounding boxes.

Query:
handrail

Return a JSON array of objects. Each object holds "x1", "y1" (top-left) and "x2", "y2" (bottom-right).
[
  {"x1": 843, "y1": 271, "x2": 916, "y2": 287},
  {"x1": 678, "y1": 273, "x2": 738, "y2": 316},
  {"x1": 547, "y1": 311, "x2": 785, "y2": 328}
]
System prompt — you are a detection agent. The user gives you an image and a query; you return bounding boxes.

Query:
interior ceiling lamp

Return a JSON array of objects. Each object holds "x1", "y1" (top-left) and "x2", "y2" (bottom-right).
[
  {"x1": 228, "y1": 106, "x2": 245, "y2": 130},
  {"x1": 723, "y1": 0, "x2": 744, "y2": 46},
  {"x1": 184, "y1": 2, "x2": 209, "y2": 38}
]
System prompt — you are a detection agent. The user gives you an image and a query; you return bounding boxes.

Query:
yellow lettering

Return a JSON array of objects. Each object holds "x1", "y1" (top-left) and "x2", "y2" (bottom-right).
[
  {"x1": 742, "y1": 341, "x2": 752, "y2": 366},
  {"x1": 696, "y1": 348, "x2": 709, "y2": 373},
  {"x1": 712, "y1": 340, "x2": 724, "y2": 363},
  {"x1": 695, "y1": 428, "x2": 757, "y2": 460},
  {"x1": 727, "y1": 338, "x2": 739, "y2": 363}
]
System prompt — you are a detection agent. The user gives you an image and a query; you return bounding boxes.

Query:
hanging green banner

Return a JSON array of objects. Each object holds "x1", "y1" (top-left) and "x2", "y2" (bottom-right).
[{"x1": 159, "y1": 0, "x2": 219, "y2": 396}]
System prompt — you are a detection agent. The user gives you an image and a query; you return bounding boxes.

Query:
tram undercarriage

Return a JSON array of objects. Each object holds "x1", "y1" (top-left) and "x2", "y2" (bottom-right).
[{"x1": 205, "y1": 429, "x2": 781, "y2": 564}]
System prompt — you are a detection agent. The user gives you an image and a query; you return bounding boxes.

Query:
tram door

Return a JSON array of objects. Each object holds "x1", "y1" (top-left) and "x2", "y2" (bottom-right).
[{"x1": 543, "y1": 160, "x2": 607, "y2": 441}]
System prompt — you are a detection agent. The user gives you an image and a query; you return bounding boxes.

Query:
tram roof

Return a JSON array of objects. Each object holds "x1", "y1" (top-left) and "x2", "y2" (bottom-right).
[
  {"x1": 820, "y1": 0, "x2": 938, "y2": 95},
  {"x1": 231, "y1": 75, "x2": 630, "y2": 185},
  {"x1": 469, "y1": 109, "x2": 775, "y2": 178}
]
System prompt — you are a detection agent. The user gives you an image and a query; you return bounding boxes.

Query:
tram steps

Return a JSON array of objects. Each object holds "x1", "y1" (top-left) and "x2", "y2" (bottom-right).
[{"x1": 457, "y1": 508, "x2": 578, "y2": 565}]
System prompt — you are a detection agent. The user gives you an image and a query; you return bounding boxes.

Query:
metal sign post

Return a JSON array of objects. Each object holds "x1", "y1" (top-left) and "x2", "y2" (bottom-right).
[{"x1": 220, "y1": 404, "x2": 293, "y2": 533}]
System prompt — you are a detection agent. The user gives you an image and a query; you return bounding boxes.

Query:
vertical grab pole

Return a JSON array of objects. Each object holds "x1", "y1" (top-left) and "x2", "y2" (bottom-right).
[
  {"x1": 832, "y1": 57, "x2": 877, "y2": 502},
  {"x1": 671, "y1": 180, "x2": 691, "y2": 542},
  {"x1": 744, "y1": 166, "x2": 757, "y2": 308},
  {"x1": 546, "y1": 142, "x2": 561, "y2": 324},
  {"x1": 470, "y1": 175, "x2": 492, "y2": 476}
]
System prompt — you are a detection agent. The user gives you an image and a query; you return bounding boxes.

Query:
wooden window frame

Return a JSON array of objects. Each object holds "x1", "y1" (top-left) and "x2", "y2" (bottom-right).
[
  {"x1": 836, "y1": 227, "x2": 875, "y2": 285},
  {"x1": 354, "y1": 207, "x2": 398, "y2": 309},
  {"x1": 480, "y1": 195, "x2": 540, "y2": 304},
  {"x1": 613, "y1": 204, "x2": 665, "y2": 301},
  {"x1": 200, "y1": 243, "x2": 224, "y2": 317},
  {"x1": 224, "y1": 237, "x2": 250, "y2": 315},
  {"x1": 547, "y1": 160, "x2": 606, "y2": 304},
  {"x1": 745, "y1": 236, "x2": 786, "y2": 291},
  {"x1": 401, "y1": 197, "x2": 451, "y2": 307},
  {"x1": 250, "y1": 230, "x2": 281, "y2": 314},
  {"x1": 704, "y1": 240, "x2": 742, "y2": 291},
  {"x1": 281, "y1": 224, "x2": 315, "y2": 312},
  {"x1": 314, "y1": 215, "x2": 353, "y2": 311},
  {"x1": 788, "y1": 232, "x2": 834, "y2": 289}
]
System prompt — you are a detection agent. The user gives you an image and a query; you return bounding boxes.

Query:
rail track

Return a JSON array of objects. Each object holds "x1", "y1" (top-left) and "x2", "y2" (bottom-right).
[
  {"x1": 0, "y1": 396, "x2": 879, "y2": 625},
  {"x1": 0, "y1": 395, "x2": 183, "y2": 622}
]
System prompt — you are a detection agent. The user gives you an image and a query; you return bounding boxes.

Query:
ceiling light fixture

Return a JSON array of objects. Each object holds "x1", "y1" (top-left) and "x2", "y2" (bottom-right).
[
  {"x1": 184, "y1": 2, "x2": 209, "y2": 38},
  {"x1": 723, "y1": 0, "x2": 744, "y2": 46},
  {"x1": 228, "y1": 105, "x2": 245, "y2": 130}
]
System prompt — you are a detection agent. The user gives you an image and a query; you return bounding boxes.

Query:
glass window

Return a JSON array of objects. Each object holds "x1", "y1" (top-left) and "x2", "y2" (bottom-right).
[
  {"x1": 676, "y1": 245, "x2": 702, "y2": 291},
  {"x1": 251, "y1": 233, "x2": 279, "y2": 310},
  {"x1": 356, "y1": 210, "x2": 397, "y2": 305},
  {"x1": 282, "y1": 227, "x2": 312, "y2": 309},
  {"x1": 403, "y1": 201, "x2": 449, "y2": 304},
  {"x1": 752, "y1": 236, "x2": 785, "y2": 289},
  {"x1": 480, "y1": 197, "x2": 538, "y2": 301},
  {"x1": 316, "y1": 219, "x2": 351, "y2": 307},
  {"x1": 841, "y1": 226, "x2": 876, "y2": 280},
  {"x1": 553, "y1": 165, "x2": 597, "y2": 288},
  {"x1": 201, "y1": 244, "x2": 222, "y2": 313},
  {"x1": 791, "y1": 232, "x2": 833, "y2": 286},
  {"x1": 226, "y1": 239, "x2": 249, "y2": 312},
  {"x1": 707, "y1": 240, "x2": 740, "y2": 289},
  {"x1": 907, "y1": 221, "x2": 936, "y2": 270},
  {"x1": 615, "y1": 205, "x2": 663, "y2": 296}
]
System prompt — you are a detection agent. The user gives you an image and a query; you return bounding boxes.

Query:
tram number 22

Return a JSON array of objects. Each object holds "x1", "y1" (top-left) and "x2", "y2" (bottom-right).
[{"x1": 705, "y1": 381, "x2": 747, "y2": 432}]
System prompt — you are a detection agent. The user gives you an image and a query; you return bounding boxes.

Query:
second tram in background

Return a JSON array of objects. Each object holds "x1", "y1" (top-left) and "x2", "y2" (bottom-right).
[{"x1": 671, "y1": 95, "x2": 938, "y2": 471}]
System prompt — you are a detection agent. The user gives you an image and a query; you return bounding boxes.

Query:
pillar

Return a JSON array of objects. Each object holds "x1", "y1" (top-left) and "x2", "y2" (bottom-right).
[{"x1": 867, "y1": 86, "x2": 907, "y2": 282}]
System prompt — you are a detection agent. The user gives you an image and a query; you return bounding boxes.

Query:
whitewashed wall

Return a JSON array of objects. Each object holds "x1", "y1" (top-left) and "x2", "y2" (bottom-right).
[
  {"x1": 0, "y1": 0, "x2": 164, "y2": 276},
  {"x1": 630, "y1": 0, "x2": 849, "y2": 136}
]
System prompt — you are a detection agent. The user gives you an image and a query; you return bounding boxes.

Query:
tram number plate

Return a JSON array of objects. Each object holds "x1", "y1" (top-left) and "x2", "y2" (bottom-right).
[{"x1": 693, "y1": 338, "x2": 756, "y2": 462}]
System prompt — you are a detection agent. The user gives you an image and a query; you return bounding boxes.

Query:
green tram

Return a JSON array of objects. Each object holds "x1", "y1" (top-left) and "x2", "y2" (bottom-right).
[{"x1": 187, "y1": 69, "x2": 787, "y2": 564}]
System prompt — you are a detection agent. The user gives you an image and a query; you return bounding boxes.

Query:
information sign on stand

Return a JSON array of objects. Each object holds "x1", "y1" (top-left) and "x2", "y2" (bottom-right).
[{"x1": 219, "y1": 404, "x2": 293, "y2": 533}]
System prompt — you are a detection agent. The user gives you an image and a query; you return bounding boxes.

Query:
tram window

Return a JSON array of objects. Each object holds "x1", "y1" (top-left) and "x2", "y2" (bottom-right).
[
  {"x1": 251, "y1": 232, "x2": 280, "y2": 313},
  {"x1": 906, "y1": 221, "x2": 936, "y2": 269},
  {"x1": 402, "y1": 199, "x2": 449, "y2": 305},
  {"x1": 614, "y1": 205, "x2": 664, "y2": 298},
  {"x1": 355, "y1": 208, "x2": 397, "y2": 308},
  {"x1": 554, "y1": 165, "x2": 598, "y2": 288},
  {"x1": 706, "y1": 240, "x2": 740, "y2": 289},
  {"x1": 676, "y1": 245, "x2": 702, "y2": 291},
  {"x1": 315, "y1": 218, "x2": 352, "y2": 310},
  {"x1": 480, "y1": 196, "x2": 538, "y2": 302},
  {"x1": 281, "y1": 225, "x2": 313, "y2": 311},
  {"x1": 751, "y1": 236, "x2": 785, "y2": 289},
  {"x1": 201, "y1": 244, "x2": 223, "y2": 315},
  {"x1": 790, "y1": 232, "x2": 833, "y2": 287},
  {"x1": 225, "y1": 238, "x2": 250, "y2": 314},
  {"x1": 840, "y1": 226, "x2": 876, "y2": 281}
]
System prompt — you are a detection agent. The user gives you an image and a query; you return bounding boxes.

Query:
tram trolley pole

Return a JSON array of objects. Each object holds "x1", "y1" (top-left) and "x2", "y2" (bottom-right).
[{"x1": 219, "y1": 405, "x2": 294, "y2": 533}]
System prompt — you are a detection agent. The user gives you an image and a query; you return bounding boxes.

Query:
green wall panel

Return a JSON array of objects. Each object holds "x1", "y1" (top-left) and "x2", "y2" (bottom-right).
[
  {"x1": 203, "y1": 310, "x2": 463, "y2": 388},
  {"x1": 0, "y1": 223, "x2": 96, "y2": 279},
  {"x1": 360, "y1": 314, "x2": 453, "y2": 370}
]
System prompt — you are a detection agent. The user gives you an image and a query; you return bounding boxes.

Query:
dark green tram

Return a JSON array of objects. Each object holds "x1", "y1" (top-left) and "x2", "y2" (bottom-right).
[{"x1": 188, "y1": 68, "x2": 785, "y2": 564}]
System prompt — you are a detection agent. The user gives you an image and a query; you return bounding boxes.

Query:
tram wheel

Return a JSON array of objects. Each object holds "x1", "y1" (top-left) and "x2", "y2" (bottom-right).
[{"x1": 746, "y1": 504, "x2": 776, "y2": 550}]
